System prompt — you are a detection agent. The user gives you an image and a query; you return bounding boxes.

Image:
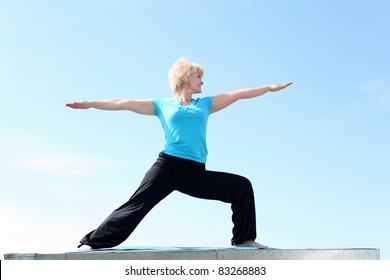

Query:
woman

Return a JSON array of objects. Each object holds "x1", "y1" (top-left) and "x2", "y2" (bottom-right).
[{"x1": 66, "y1": 58, "x2": 292, "y2": 250}]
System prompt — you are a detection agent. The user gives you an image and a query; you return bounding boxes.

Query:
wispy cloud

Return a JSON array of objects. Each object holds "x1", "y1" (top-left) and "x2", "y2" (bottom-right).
[
  {"x1": 1, "y1": 131, "x2": 128, "y2": 176},
  {"x1": 359, "y1": 78, "x2": 390, "y2": 107},
  {"x1": 315, "y1": 77, "x2": 390, "y2": 129},
  {"x1": 0, "y1": 198, "x2": 90, "y2": 257},
  {"x1": 9, "y1": 153, "x2": 126, "y2": 176}
]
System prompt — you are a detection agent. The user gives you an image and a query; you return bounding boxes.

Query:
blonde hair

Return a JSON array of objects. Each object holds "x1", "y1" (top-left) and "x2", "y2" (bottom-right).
[{"x1": 168, "y1": 58, "x2": 204, "y2": 93}]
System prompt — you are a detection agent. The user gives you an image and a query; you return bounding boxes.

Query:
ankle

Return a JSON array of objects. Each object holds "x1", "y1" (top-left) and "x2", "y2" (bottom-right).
[{"x1": 78, "y1": 244, "x2": 92, "y2": 251}]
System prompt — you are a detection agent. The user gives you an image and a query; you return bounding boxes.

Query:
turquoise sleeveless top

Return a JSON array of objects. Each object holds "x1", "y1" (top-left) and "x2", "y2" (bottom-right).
[{"x1": 152, "y1": 97, "x2": 212, "y2": 163}]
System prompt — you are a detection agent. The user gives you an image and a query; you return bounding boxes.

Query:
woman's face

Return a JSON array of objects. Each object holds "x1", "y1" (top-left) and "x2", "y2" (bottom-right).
[{"x1": 187, "y1": 71, "x2": 204, "y2": 94}]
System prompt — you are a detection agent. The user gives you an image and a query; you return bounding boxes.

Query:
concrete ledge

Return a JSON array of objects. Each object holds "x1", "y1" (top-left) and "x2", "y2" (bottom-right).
[{"x1": 4, "y1": 248, "x2": 380, "y2": 260}]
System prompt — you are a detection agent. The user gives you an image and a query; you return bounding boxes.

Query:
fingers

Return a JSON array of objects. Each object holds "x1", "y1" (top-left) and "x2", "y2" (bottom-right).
[
  {"x1": 279, "y1": 82, "x2": 293, "y2": 89},
  {"x1": 65, "y1": 102, "x2": 81, "y2": 109},
  {"x1": 65, "y1": 101, "x2": 90, "y2": 109},
  {"x1": 271, "y1": 82, "x2": 293, "y2": 92}
]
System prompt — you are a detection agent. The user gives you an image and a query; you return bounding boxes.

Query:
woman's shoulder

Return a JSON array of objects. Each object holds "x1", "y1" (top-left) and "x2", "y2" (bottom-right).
[
  {"x1": 152, "y1": 97, "x2": 174, "y2": 105},
  {"x1": 152, "y1": 97, "x2": 172, "y2": 101},
  {"x1": 194, "y1": 96, "x2": 212, "y2": 102},
  {"x1": 199, "y1": 96, "x2": 212, "y2": 104}
]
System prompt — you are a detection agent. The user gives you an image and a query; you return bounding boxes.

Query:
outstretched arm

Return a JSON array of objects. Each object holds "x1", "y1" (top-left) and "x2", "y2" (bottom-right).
[
  {"x1": 65, "y1": 99, "x2": 155, "y2": 115},
  {"x1": 211, "y1": 82, "x2": 293, "y2": 113}
]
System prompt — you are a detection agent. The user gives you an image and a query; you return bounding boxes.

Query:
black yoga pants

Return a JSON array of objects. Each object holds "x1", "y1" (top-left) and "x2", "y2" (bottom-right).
[{"x1": 79, "y1": 152, "x2": 257, "y2": 248}]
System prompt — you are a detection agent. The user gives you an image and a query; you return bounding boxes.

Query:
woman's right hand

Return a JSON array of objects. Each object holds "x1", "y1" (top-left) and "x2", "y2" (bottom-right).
[{"x1": 66, "y1": 101, "x2": 91, "y2": 109}]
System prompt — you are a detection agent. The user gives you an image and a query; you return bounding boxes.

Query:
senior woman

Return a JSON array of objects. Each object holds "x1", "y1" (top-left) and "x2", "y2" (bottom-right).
[{"x1": 66, "y1": 58, "x2": 292, "y2": 250}]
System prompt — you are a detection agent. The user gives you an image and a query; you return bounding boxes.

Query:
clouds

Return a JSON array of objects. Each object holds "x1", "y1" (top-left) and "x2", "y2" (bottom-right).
[
  {"x1": 9, "y1": 154, "x2": 127, "y2": 176},
  {"x1": 1, "y1": 131, "x2": 128, "y2": 177},
  {"x1": 0, "y1": 131, "x2": 131, "y2": 259},
  {"x1": 0, "y1": 131, "x2": 129, "y2": 204},
  {"x1": 312, "y1": 77, "x2": 390, "y2": 130},
  {"x1": 360, "y1": 78, "x2": 390, "y2": 108},
  {"x1": 0, "y1": 197, "x2": 90, "y2": 259}
]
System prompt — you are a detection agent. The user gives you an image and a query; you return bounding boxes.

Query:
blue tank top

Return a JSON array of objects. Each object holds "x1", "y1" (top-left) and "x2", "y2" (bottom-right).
[{"x1": 152, "y1": 97, "x2": 212, "y2": 163}]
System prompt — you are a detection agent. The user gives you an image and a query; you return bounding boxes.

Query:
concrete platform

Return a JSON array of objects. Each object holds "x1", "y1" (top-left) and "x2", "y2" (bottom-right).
[{"x1": 4, "y1": 247, "x2": 381, "y2": 260}]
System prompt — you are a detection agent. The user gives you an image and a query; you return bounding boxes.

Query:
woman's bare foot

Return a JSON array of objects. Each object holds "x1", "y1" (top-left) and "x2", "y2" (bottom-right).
[
  {"x1": 78, "y1": 244, "x2": 92, "y2": 251},
  {"x1": 234, "y1": 240, "x2": 268, "y2": 249}
]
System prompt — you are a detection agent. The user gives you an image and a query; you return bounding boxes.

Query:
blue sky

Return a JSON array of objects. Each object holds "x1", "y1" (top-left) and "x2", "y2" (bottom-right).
[{"x1": 1, "y1": 0, "x2": 389, "y2": 260}]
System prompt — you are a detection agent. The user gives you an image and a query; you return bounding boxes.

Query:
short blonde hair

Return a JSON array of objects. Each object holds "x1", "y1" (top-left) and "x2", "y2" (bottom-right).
[{"x1": 168, "y1": 58, "x2": 204, "y2": 93}]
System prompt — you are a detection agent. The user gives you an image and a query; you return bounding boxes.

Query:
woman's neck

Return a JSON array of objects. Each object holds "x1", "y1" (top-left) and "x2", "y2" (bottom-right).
[{"x1": 174, "y1": 89, "x2": 193, "y2": 103}]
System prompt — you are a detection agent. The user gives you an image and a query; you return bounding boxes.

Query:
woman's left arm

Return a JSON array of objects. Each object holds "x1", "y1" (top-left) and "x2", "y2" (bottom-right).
[{"x1": 211, "y1": 82, "x2": 293, "y2": 113}]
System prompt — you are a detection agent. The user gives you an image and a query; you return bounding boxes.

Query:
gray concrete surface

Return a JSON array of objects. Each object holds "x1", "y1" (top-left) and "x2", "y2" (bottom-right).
[{"x1": 4, "y1": 248, "x2": 381, "y2": 260}]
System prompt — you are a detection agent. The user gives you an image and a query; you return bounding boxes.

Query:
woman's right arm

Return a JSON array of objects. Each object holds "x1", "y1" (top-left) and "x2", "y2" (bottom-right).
[{"x1": 66, "y1": 99, "x2": 155, "y2": 115}]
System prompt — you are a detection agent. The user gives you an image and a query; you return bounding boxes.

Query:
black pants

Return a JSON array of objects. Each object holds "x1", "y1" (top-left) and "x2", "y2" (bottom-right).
[{"x1": 79, "y1": 152, "x2": 257, "y2": 248}]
